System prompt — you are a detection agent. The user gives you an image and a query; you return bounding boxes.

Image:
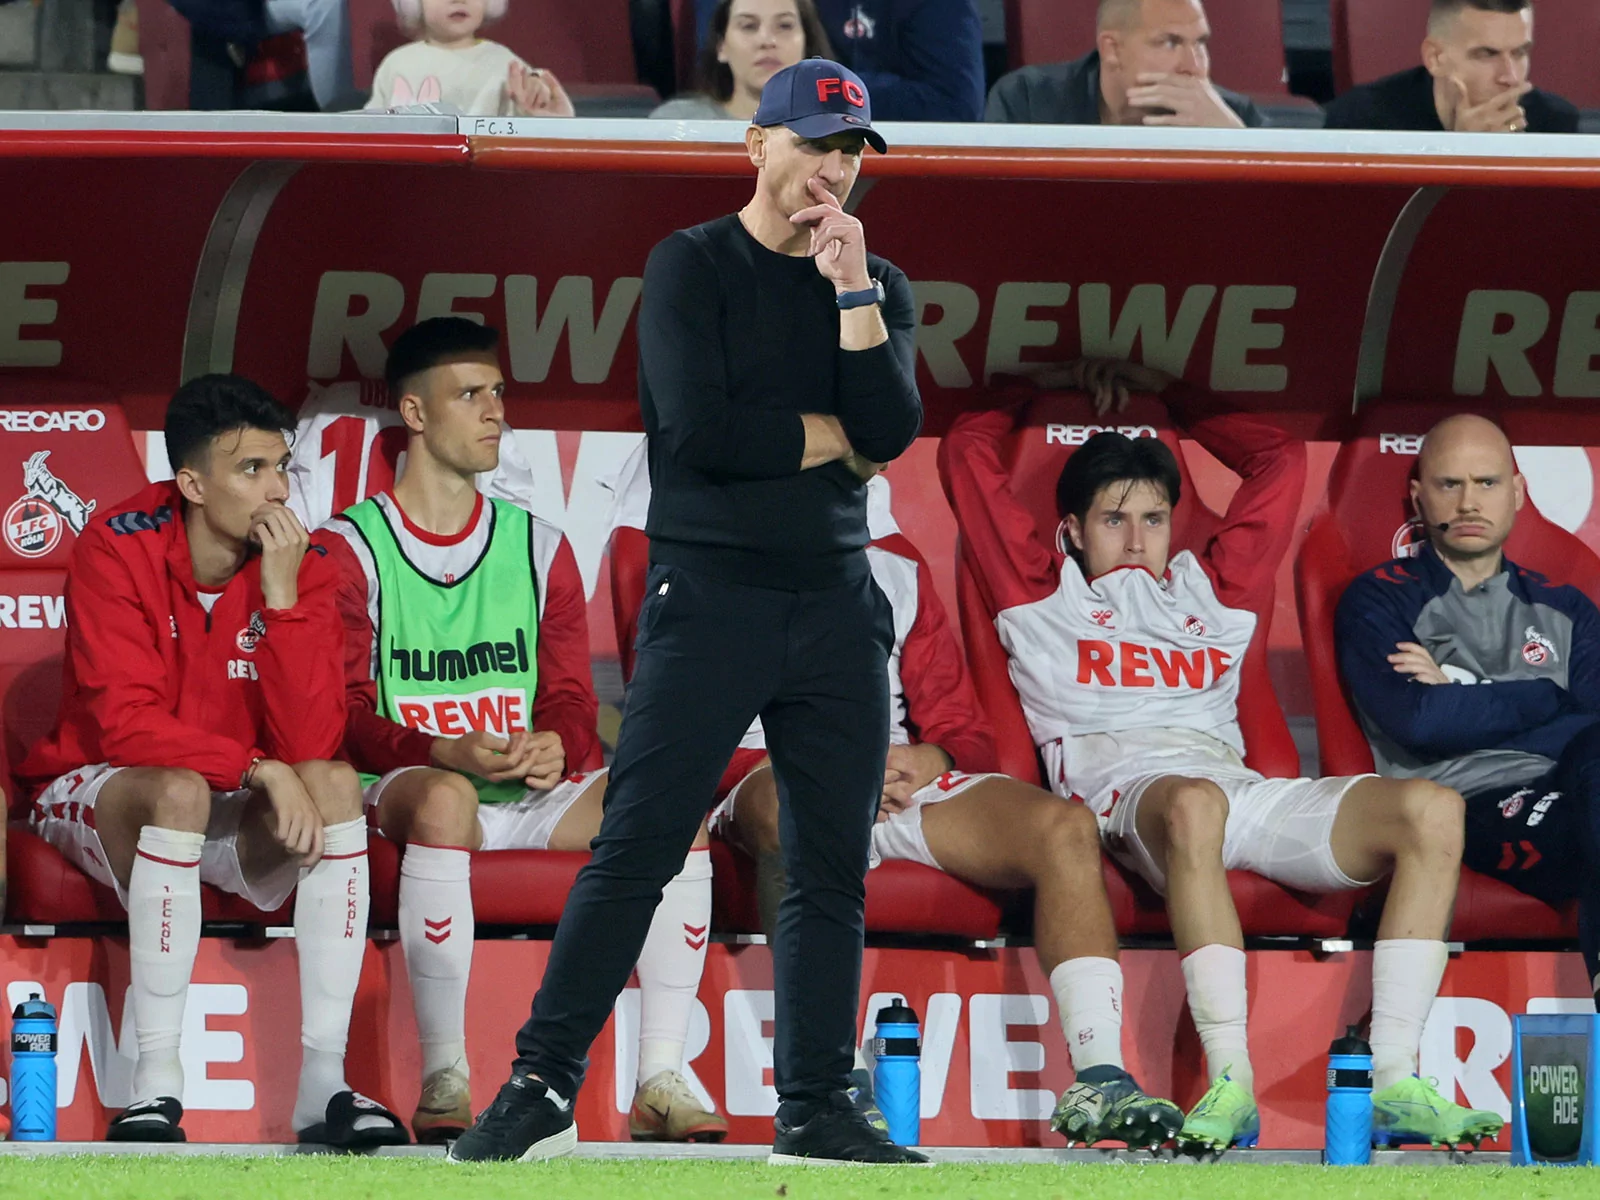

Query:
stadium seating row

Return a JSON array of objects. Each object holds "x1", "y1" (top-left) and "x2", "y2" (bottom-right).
[
  {"x1": 1006, "y1": 0, "x2": 1600, "y2": 110},
  {"x1": 0, "y1": 385, "x2": 1589, "y2": 948},
  {"x1": 132, "y1": 0, "x2": 1600, "y2": 114}
]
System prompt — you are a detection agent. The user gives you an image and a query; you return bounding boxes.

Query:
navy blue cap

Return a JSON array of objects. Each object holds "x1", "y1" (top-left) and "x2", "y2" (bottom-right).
[{"x1": 752, "y1": 57, "x2": 887, "y2": 154}]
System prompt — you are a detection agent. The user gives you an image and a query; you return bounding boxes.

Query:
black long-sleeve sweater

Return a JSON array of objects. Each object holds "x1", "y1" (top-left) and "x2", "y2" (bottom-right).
[{"x1": 636, "y1": 213, "x2": 922, "y2": 591}]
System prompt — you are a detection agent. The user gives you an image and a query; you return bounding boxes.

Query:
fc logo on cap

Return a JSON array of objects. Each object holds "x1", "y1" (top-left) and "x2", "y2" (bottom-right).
[{"x1": 816, "y1": 77, "x2": 866, "y2": 107}]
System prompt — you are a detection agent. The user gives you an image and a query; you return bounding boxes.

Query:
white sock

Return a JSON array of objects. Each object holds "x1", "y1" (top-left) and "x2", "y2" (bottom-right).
[
  {"x1": 291, "y1": 818, "x2": 370, "y2": 1131},
  {"x1": 127, "y1": 827, "x2": 205, "y2": 1105},
  {"x1": 399, "y1": 843, "x2": 474, "y2": 1080},
  {"x1": 1370, "y1": 938, "x2": 1448, "y2": 1091},
  {"x1": 634, "y1": 847, "x2": 712, "y2": 1084},
  {"x1": 1181, "y1": 943, "x2": 1253, "y2": 1091},
  {"x1": 1050, "y1": 956, "x2": 1125, "y2": 1073}
]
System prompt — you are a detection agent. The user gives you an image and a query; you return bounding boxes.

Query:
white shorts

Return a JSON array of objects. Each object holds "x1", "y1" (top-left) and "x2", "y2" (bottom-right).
[
  {"x1": 364, "y1": 767, "x2": 608, "y2": 851},
  {"x1": 710, "y1": 765, "x2": 999, "y2": 871},
  {"x1": 1100, "y1": 766, "x2": 1374, "y2": 896},
  {"x1": 27, "y1": 764, "x2": 301, "y2": 912}
]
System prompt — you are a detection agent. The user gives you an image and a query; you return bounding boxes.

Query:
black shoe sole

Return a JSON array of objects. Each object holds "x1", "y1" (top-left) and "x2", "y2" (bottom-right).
[
  {"x1": 106, "y1": 1125, "x2": 186, "y2": 1143},
  {"x1": 447, "y1": 1122, "x2": 578, "y2": 1164},
  {"x1": 767, "y1": 1151, "x2": 932, "y2": 1166}
]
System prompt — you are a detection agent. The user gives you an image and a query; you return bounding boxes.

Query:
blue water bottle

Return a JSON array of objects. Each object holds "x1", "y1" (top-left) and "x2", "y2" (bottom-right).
[
  {"x1": 1325, "y1": 1025, "x2": 1373, "y2": 1165},
  {"x1": 10, "y1": 993, "x2": 58, "y2": 1141},
  {"x1": 872, "y1": 997, "x2": 921, "y2": 1147}
]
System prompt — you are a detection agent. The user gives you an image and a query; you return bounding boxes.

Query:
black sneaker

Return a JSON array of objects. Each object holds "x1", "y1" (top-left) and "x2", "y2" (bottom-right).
[
  {"x1": 769, "y1": 1093, "x2": 930, "y2": 1165},
  {"x1": 446, "y1": 1074, "x2": 577, "y2": 1163},
  {"x1": 845, "y1": 1067, "x2": 890, "y2": 1134}
]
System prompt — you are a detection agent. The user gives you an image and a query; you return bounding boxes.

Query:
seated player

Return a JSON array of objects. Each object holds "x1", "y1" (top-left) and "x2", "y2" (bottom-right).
[
  {"x1": 317, "y1": 318, "x2": 725, "y2": 1144},
  {"x1": 608, "y1": 442, "x2": 1183, "y2": 1149},
  {"x1": 940, "y1": 358, "x2": 1499, "y2": 1152},
  {"x1": 19, "y1": 375, "x2": 404, "y2": 1147},
  {"x1": 1337, "y1": 415, "x2": 1600, "y2": 1001}
]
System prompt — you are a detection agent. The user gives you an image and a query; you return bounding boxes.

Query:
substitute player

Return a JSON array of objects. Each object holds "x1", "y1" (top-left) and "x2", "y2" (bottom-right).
[
  {"x1": 608, "y1": 442, "x2": 1183, "y2": 1147},
  {"x1": 1337, "y1": 415, "x2": 1600, "y2": 1001},
  {"x1": 941, "y1": 358, "x2": 1499, "y2": 1151},
  {"x1": 20, "y1": 375, "x2": 405, "y2": 1147},
  {"x1": 317, "y1": 317, "x2": 724, "y2": 1144}
]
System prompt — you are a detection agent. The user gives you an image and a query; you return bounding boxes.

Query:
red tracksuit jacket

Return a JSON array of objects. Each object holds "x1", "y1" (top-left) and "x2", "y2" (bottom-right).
[{"x1": 20, "y1": 481, "x2": 347, "y2": 796}]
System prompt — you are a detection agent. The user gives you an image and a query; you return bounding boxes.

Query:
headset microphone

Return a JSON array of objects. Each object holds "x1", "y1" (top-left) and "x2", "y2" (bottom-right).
[{"x1": 1436, "y1": 522, "x2": 1452, "y2": 533}]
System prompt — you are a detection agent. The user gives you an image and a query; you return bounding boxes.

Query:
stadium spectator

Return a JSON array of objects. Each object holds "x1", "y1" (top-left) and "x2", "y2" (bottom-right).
[
  {"x1": 1323, "y1": 0, "x2": 1577, "y2": 133},
  {"x1": 18, "y1": 375, "x2": 406, "y2": 1148},
  {"x1": 177, "y1": 0, "x2": 347, "y2": 109},
  {"x1": 813, "y1": 0, "x2": 984, "y2": 121},
  {"x1": 1336, "y1": 415, "x2": 1600, "y2": 1004},
  {"x1": 317, "y1": 319, "x2": 725, "y2": 1145},
  {"x1": 452, "y1": 60, "x2": 925, "y2": 1166},
  {"x1": 652, "y1": 0, "x2": 831, "y2": 121},
  {"x1": 986, "y1": 0, "x2": 1262, "y2": 127},
  {"x1": 610, "y1": 446, "x2": 1184, "y2": 1148},
  {"x1": 366, "y1": 0, "x2": 573, "y2": 115},
  {"x1": 263, "y1": 0, "x2": 352, "y2": 107},
  {"x1": 941, "y1": 358, "x2": 1502, "y2": 1152}
]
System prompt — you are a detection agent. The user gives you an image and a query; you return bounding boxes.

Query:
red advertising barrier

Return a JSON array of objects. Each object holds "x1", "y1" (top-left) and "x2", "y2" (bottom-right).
[{"x1": 0, "y1": 934, "x2": 1588, "y2": 1149}]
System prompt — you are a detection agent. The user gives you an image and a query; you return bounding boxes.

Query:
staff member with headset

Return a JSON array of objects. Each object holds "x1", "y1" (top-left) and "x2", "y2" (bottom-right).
[{"x1": 451, "y1": 58, "x2": 925, "y2": 1166}]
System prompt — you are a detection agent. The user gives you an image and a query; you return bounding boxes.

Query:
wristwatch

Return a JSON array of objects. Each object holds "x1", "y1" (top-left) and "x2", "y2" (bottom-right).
[{"x1": 837, "y1": 279, "x2": 885, "y2": 310}]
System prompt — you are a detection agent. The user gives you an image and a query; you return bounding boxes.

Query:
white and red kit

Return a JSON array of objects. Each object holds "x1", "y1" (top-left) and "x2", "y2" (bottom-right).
[
  {"x1": 318, "y1": 491, "x2": 604, "y2": 849},
  {"x1": 607, "y1": 445, "x2": 997, "y2": 868},
  {"x1": 941, "y1": 386, "x2": 1367, "y2": 894},
  {"x1": 21, "y1": 481, "x2": 347, "y2": 907}
]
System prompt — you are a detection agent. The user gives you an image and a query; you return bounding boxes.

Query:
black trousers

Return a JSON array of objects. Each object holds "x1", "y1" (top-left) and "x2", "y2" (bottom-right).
[
  {"x1": 1461, "y1": 721, "x2": 1600, "y2": 906},
  {"x1": 513, "y1": 562, "x2": 893, "y2": 1108},
  {"x1": 1463, "y1": 721, "x2": 1600, "y2": 989}
]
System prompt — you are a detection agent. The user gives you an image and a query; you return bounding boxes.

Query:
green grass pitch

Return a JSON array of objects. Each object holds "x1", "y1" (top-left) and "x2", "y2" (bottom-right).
[{"x1": 8, "y1": 1159, "x2": 1600, "y2": 1200}]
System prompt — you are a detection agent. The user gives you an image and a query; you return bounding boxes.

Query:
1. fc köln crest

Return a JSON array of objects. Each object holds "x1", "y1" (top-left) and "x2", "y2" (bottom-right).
[{"x1": 4, "y1": 450, "x2": 95, "y2": 558}]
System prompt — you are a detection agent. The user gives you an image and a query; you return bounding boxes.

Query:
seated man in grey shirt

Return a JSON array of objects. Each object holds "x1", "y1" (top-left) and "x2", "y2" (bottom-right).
[
  {"x1": 1336, "y1": 415, "x2": 1600, "y2": 1003},
  {"x1": 986, "y1": 0, "x2": 1261, "y2": 127}
]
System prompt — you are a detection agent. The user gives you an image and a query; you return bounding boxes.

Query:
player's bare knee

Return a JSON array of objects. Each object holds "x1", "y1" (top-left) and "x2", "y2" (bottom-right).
[
  {"x1": 736, "y1": 790, "x2": 782, "y2": 857},
  {"x1": 407, "y1": 772, "x2": 480, "y2": 845},
  {"x1": 149, "y1": 768, "x2": 211, "y2": 832},
  {"x1": 1162, "y1": 781, "x2": 1229, "y2": 854},
  {"x1": 1399, "y1": 780, "x2": 1464, "y2": 861},
  {"x1": 1035, "y1": 799, "x2": 1100, "y2": 874},
  {"x1": 295, "y1": 760, "x2": 364, "y2": 824}
]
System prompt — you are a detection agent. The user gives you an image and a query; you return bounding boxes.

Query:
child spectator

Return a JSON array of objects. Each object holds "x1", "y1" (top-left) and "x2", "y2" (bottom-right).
[
  {"x1": 367, "y1": 0, "x2": 573, "y2": 116},
  {"x1": 651, "y1": 0, "x2": 831, "y2": 120}
]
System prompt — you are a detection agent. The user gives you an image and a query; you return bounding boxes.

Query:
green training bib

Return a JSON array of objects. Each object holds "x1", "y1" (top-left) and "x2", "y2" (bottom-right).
[{"x1": 345, "y1": 497, "x2": 539, "y2": 804}]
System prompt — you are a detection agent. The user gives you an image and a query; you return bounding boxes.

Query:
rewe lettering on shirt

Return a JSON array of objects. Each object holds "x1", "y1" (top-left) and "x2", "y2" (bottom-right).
[
  {"x1": 1075, "y1": 639, "x2": 1233, "y2": 688},
  {"x1": 395, "y1": 686, "x2": 527, "y2": 737}
]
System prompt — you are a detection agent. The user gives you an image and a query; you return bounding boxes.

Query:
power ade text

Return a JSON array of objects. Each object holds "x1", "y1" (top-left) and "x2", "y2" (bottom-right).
[
  {"x1": 388, "y1": 628, "x2": 531, "y2": 682},
  {"x1": 1076, "y1": 640, "x2": 1233, "y2": 688}
]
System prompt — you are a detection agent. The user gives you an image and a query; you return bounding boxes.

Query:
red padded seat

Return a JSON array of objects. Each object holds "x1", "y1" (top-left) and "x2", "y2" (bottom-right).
[{"x1": 0, "y1": 387, "x2": 172, "y2": 924}]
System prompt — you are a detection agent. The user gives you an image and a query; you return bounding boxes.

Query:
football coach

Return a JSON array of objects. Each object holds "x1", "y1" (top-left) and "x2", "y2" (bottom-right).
[{"x1": 452, "y1": 58, "x2": 925, "y2": 1166}]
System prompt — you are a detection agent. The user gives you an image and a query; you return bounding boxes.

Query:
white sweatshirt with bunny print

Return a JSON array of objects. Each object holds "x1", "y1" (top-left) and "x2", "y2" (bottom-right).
[{"x1": 366, "y1": 39, "x2": 528, "y2": 115}]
